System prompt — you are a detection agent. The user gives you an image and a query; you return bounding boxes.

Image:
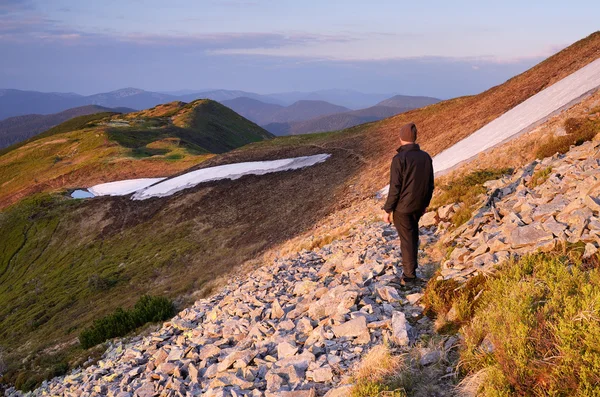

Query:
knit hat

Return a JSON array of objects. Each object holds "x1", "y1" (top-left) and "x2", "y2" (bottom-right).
[{"x1": 400, "y1": 122, "x2": 417, "y2": 142}]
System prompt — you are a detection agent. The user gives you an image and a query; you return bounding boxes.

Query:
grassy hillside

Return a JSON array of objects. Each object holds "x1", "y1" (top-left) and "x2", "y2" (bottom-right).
[
  {"x1": 0, "y1": 99, "x2": 273, "y2": 209},
  {"x1": 0, "y1": 31, "x2": 599, "y2": 389}
]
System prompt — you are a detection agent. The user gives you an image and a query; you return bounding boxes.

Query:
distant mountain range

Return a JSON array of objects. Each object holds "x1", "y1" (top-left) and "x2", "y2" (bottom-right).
[
  {"x1": 226, "y1": 95, "x2": 440, "y2": 136},
  {"x1": 0, "y1": 105, "x2": 134, "y2": 149},
  {"x1": 264, "y1": 105, "x2": 412, "y2": 136},
  {"x1": 0, "y1": 87, "x2": 440, "y2": 121},
  {"x1": 0, "y1": 90, "x2": 440, "y2": 149},
  {"x1": 376, "y1": 95, "x2": 442, "y2": 109},
  {"x1": 221, "y1": 97, "x2": 350, "y2": 125}
]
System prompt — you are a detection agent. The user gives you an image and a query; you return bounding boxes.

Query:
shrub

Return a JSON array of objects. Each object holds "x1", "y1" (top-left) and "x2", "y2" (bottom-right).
[
  {"x1": 79, "y1": 295, "x2": 175, "y2": 349},
  {"x1": 535, "y1": 117, "x2": 599, "y2": 159},
  {"x1": 460, "y1": 253, "x2": 600, "y2": 396},
  {"x1": 422, "y1": 274, "x2": 488, "y2": 333}
]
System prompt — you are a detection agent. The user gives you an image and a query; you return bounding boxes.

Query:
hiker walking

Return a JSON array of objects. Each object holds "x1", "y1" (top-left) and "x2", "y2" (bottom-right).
[{"x1": 383, "y1": 122, "x2": 434, "y2": 285}]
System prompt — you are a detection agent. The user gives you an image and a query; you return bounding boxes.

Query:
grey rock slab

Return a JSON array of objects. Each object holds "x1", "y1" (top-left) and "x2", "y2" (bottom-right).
[
  {"x1": 391, "y1": 311, "x2": 411, "y2": 346},
  {"x1": 376, "y1": 286, "x2": 401, "y2": 302},
  {"x1": 419, "y1": 349, "x2": 442, "y2": 366},
  {"x1": 420, "y1": 211, "x2": 437, "y2": 227},
  {"x1": 311, "y1": 366, "x2": 334, "y2": 382},
  {"x1": 277, "y1": 341, "x2": 299, "y2": 359},
  {"x1": 509, "y1": 223, "x2": 553, "y2": 248},
  {"x1": 331, "y1": 316, "x2": 368, "y2": 338}
]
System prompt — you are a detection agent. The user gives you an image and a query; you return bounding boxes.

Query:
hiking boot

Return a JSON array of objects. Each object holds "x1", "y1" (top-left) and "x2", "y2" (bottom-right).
[{"x1": 400, "y1": 276, "x2": 420, "y2": 286}]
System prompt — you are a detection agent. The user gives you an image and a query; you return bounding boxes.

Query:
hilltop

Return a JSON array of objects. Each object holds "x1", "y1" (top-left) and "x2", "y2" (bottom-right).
[
  {"x1": 0, "y1": 31, "x2": 599, "y2": 394},
  {"x1": 0, "y1": 99, "x2": 273, "y2": 208}
]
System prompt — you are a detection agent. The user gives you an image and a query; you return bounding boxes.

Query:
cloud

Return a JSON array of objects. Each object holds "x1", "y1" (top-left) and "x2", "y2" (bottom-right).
[{"x1": 0, "y1": 0, "x2": 33, "y2": 15}]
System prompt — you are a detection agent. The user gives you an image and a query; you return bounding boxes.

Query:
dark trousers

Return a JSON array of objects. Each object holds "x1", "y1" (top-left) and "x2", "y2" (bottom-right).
[{"x1": 393, "y1": 211, "x2": 422, "y2": 278}]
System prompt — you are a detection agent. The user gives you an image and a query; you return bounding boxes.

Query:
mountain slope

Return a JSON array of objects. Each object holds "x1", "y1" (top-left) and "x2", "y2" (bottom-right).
[
  {"x1": 0, "y1": 100, "x2": 273, "y2": 208},
  {"x1": 0, "y1": 31, "x2": 599, "y2": 390},
  {"x1": 0, "y1": 105, "x2": 134, "y2": 149},
  {"x1": 267, "y1": 89, "x2": 396, "y2": 109},
  {"x1": 267, "y1": 100, "x2": 349, "y2": 123},
  {"x1": 180, "y1": 89, "x2": 284, "y2": 105},
  {"x1": 376, "y1": 94, "x2": 440, "y2": 108},
  {"x1": 220, "y1": 97, "x2": 285, "y2": 125},
  {"x1": 264, "y1": 105, "x2": 412, "y2": 136},
  {"x1": 0, "y1": 89, "x2": 85, "y2": 120},
  {"x1": 85, "y1": 88, "x2": 177, "y2": 110},
  {"x1": 220, "y1": 97, "x2": 351, "y2": 125}
]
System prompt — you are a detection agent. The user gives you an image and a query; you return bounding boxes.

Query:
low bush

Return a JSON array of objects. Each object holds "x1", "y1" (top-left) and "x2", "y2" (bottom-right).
[
  {"x1": 79, "y1": 295, "x2": 175, "y2": 349},
  {"x1": 460, "y1": 253, "x2": 600, "y2": 396},
  {"x1": 422, "y1": 274, "x2": 488, "y2": 333},
  {"x1": 535, "y1": 117, "x2": 599, "y2": 159}
]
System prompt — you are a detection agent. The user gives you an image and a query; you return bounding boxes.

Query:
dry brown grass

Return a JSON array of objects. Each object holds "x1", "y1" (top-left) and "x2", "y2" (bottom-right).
[
  {"x1": 355, "y1": 345, "x2": 407, "y2": 385},
  {"x1": 352, "y1": 31, "x2": 600, "y2": 199},
  {"x1": 434, "y1": 89, "x2": 600, "y2": 180}
]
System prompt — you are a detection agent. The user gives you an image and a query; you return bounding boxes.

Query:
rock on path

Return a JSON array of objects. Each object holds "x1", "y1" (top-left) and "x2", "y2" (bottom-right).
[{"x1": 9, "y1": 221, "x2": 436, "y2": 397}]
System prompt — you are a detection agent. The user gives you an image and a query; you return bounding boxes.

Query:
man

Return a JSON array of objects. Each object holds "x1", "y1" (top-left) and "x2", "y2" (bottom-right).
[{"x1": 383, "y1": 122, "x2": 434, "y2": 286}]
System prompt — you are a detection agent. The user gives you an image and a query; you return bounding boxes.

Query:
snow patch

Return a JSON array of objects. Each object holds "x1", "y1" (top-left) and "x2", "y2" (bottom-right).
[
  {"x1": 379, "y1": 57, "x2": 600, "y2": 196},
  {"x1": 132, "y1": 154, "x2": 331, "y2": 200},
  {"x1": 89, "y1": 178, "x2": 166, "y2": 197},
  {"x1": 433, "y1": 57, "x2": 600, "y2": 174}
]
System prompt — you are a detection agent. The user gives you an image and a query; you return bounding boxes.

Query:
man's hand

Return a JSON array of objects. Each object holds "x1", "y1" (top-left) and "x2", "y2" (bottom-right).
[{"x1": 382, "y1": 211, "x2": 393, "y2": 224}]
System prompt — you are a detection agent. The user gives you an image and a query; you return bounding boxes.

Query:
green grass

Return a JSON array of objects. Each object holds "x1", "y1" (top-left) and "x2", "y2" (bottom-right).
[
  {"x1": 130, "y1": 147, "x2": 170, "y2": 158},
  {"x1": 535, "y1": 117, "x2": 599, "y2": 159},
  {"x1": 529, "y1": 166, "x2": 553, "y2": 188},
  {"x1": 431, "y1": 168, "x2": 513, "y2": 227},
  {"x1": 460, "y1": 252, "x2": 600, "y2": 396},
  {"x1": 80, "y1": 295, "x2": 175, "y2": 349}
]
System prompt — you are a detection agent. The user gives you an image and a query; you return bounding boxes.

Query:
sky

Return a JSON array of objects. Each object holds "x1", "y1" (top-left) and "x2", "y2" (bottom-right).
[{"x1": 0, "y1": 0, "x2": 598, "y2": 98}]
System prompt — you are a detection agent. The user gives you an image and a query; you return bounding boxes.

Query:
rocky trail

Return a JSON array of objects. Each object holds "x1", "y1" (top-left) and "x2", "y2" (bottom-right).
[
  {"x1": 9, "y1": 136, "x2": 600, "y2": 397},
  {"x1": 7, "y1": 219, "x2": 449, "y2": 397}
]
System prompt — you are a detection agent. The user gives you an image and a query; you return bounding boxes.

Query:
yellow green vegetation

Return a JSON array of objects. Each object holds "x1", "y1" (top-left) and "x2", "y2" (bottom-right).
[
  {"x1": 430, "y1": 168, "x2": 513, "y2": 227},
  {"x1": 528, "y1": 166, "x2": 553, "y2": 188},
  {"x1": 535, "y1": 116, "x2": 599, "y2": 159},
  {"x1": 424, "y1": 249, "x2": 600, "y2": 396}
]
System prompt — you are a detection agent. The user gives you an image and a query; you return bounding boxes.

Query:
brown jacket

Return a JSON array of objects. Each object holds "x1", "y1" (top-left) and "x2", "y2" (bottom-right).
[{"x1": 383, "y1": 143, "x2": 434, "y2": 214}]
